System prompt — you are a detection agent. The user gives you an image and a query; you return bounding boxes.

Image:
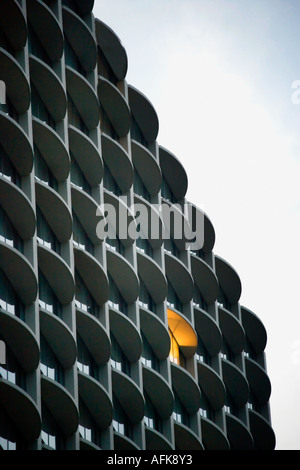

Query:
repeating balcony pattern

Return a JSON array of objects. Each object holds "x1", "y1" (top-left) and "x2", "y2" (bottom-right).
[{"x1": 0, "y1": 0, "x2": 275, "y2": 451}]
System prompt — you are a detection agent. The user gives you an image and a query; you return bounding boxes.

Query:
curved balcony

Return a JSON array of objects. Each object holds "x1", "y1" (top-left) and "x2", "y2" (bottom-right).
[
  {"x1": 241, "y1": 306, "x2": 267, "y2": 354},
  {"x1": 140, "y1": 307, "x2": 170, "y2": 361},
  {"x1": 187, "y1": 203, "x2": 215, "y2": 253},
  {"x1": 69, "y1": 125, "x2": 103, "y2": 186},
  {"x1": 161, "y1": 201, "x2": 193, "y2": 252},
  {"x1": 197, "y1": 361, "x2": 226, "y2": 410},
  {"x1": 76, "y1": 308, "x2": 110, "y2": 365},
  {"x1": 171, "y1": 363, "x2": 201, "y2": 415},
  {"x1": 137, "y1": 252, "x2": 167, "y2": 304},
  {"x1": 74, "y1": 247, "x2": 109, "y2": 307},
  {"x1": 0, "y1": 0, "x2": 27, "y2": 51},
  {"x1": 112, "y1": 369, "x2": 145, "y2": 424},
  {"x1": 249, "y1": 409, "x2": 276, "y2": 450},
  {"x1": 29, "y1": 55, "x2": 67, "y2": 122},
  {"x1": 245, "y1": 357, "x2": 271, "y2": 405},
  {"x1": 41, "y1": 376, "x2": 79, "y2": 436},
  {"x1": 109, "y1": 306, "x2": 142, "y2": 363},
  {"x1": 114, "y1": 433, "x2": 140, "y2": 451},
  {"x1": 131, "y1": 140, "x2": 162, "y2": 196},
  {"x1": 95, "y1": 19, "x2": 128, "y2": 81},
  {"x1": 128, "y1": 85, "x2": 159, "y2": 143},
  {"x1": 71, "y1": 185, "x2": 104, "y2": 245},
  {"x1": 98, "y1": 77, "x2": 131, "y2": 138},
  {"x1": 107, "y1": 249, "x2": 139, "y2": 304},
  {"x1": 194, "y1": 306, "x2": 222, "y2": 356},
  {"x1": 63, "y1": 6, "x2": 97, "y2": 72},
  {"x1": 78, "y1": 371, "x2": 113, "y2": 430},
  {"x1": 168, "y1": 308, "x2": 197, "y2": 360},
  {"x1": 27, "y1": 0, "x2": 64, "y2": 62},
  {"x1": 35, "y1": 181, "x2": 73, "y2": 242},
  {"x1": 225, "y1": 413, "x2": 254, "y2": 450},
  {"x1": 134, "y1": 195, "x2": 164, "y2": 250},
  {"x1": 0, "y1": 111, "x2": 33, "y2": 175},
  {"x1": 74, "y1": 0, "x2": 94, "y2": 15},
  {"x1": 0, "y1": 176, "x2": 35, "y2": 240},
  {"x1": 142, "y1": 366, "x2": 174, "y2": 419},
  {"x1": 0, "y1": 380, "x2": 41, "y2": 443},
  {"x1": 0, "y1": 242, "x2": 37, "y2": 306},
  {"x1": 174, "y1": 422, "x2": 204, "y2": 450},
  {"x1": 104, "y1": 190, "x2": 136, "y2": 247},
  {"x1": 0, "y1": 309, "x2": 39, "y2": 373},
  {"x1": 66, "y1": 67, "x2": 100, "y2": 130},
  {"x1": 38, "y1": 245, "x2": 75, "y2": 305},
  {"x1": 39, "y1": 308, "x2": 76, "y2": 368},
  {"x1": 191, "y1": 254, "x2": 219, "y2": 305},
  {"x1": 33, "y1": 118, "x2": 70, "y2": 182},
  {"x1": 165, "y1": 253, "x2": 194, "y2": 304},
  {"x1": 159, "y1": 146, "x2": 188, "y2": 200},
  {"x1": 145, "y1": 428, "x2": 173, "y2": 451},
  {"x1": 215, "y1": 255, "x2": 242, "y2": 304},
  {"x1": 218, "y1": 305, "x2": 245, "y2": 354},
  {"x1": 0, "y1": 48, "x2": 30, "y2": 114},
  {"x1": 101, "y1": 134, "x2": 133, "y2": 192},
  {"x1": 201, "y1": 418, "x2": 229, "y2": 450},
  {"x1": 222, "y1": 359, "x2": 249, "y2": 407}
]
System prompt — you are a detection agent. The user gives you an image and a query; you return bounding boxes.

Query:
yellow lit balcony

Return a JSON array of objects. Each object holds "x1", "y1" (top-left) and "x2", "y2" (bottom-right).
[{"x1": 167, "y1": 308, "x2": 197, "y2": 366}]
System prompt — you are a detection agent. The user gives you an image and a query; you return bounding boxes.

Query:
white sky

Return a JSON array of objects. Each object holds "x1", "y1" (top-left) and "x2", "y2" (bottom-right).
[{"x1": 93, "y1": 0, "x2": 300, "y2": 450}]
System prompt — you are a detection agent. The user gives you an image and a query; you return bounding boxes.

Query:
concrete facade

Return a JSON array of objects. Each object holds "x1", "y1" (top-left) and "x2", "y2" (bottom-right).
[{"x1": 0, "y1": 0, "x2": 275, "y2": 450}]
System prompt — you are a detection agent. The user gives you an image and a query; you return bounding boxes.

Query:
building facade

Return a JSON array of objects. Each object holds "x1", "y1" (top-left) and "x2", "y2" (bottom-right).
[{"x1": 0, "y1": 0, "x2": 275, "y2": 451}]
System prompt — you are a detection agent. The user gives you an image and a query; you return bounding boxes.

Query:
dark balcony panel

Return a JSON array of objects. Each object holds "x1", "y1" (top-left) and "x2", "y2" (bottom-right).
[
  {"x1": 95, "y1": 19, "x2": 128, "y2": 81},
  {"x1": 27, "y1": 0, "x2": 64, "y2": 62}
]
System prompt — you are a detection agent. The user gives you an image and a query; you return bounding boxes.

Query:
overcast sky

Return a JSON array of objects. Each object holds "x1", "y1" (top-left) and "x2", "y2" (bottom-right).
[{"x1": 93, "y1": 0, "x2": 300, "y2": 450}]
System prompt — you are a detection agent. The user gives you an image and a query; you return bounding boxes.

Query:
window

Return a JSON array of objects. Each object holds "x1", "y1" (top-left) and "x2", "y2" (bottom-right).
[
  {"x1": 167, "y1": 283, "x2": 182, "y2": 312},
  {"x1": 70, "y1": 157, "x2": 91, "y2": 195},
  {"x1": 79, "y1": 399, "x2": 102, "y2": 447},
  {"x1": 103, "y1": 162, "x2": 121, "y2": 196},
  {"x1": 193, "y1": 285, "x2": 208, "y2": 312},
  {"x1": 73, "y1": 213, "x2": 94, "y2": 255},
  {"x1": 38, "y1": 269, "x2": 62, "y2": 318},
  {"x1": 196, "y1": 336, "x2": 211, "y2": 366},
  {"x1": 110, "y1": 334, "x2": 130, "y2": 376},
  {"x1": 0, "y1": 205, "x2": 23, "y2": 253},
  {"x1": 199, "y1": 392, "x2": 215, "y2": 421},
  {"x1": 0, "y1": 269, "x2": 24, "y2": 319},
  {"x1": 28, "y1": 22, "x2": 51, "y2": 66},
  {"x1": 136, "y1": 237, "x2": 153, "y2": 258},
  {"x1": 64, "y1": 37, "x2": 85, "y2": 76},
  {"x1": 37, "y1": 207, "x2": 60, "y2": 254},
  {"x1": 75, "y1": 271, "x2": 99, "y2": 317},
  {"x1": 98, "y1": 47, "x2": 118, "y2": 85},
  {"x1": 139, "y1": 279, "x2": 156, "y2": 314},
  {"x1": 141, "y1": 334, "x2": 159, "y2": 372},
  {"x1": 31, "y1": 84, "x2": 55, "y2": 130},
  {"x1": 144, "y1": 393, "x2": 162, "y2": 432},
  {"x1": 161, "y1": 176, "x2": 175, "y2": 204},
  {"x1": 0, "y1": 143, "x2": 20, "y2": 186},
  {"x1": 0, "y1": 342, "x2": 25, "y2": 389},
  {"x1": 68, "y1": 94, "x2": 89, "y2": 135},
  {"x1": 131, "y1": 114, "x2": 148, "y2": 149},
  {"x1": 34, "y1": 145, "x2": 58, "y2": 190},
  {"x1": 41, "y1": 403, "x2": 65, "y2": 450},
  {"x1": 133, "y1": 170, "x2": 151, "y2": 202},
  {"x1": 77, "y1": 336, "x2": 98, "y2": 379},
  {"x1": 40, "y1": 335, "x2": 64, "y2": 385},
  {"x1": 112, "y1": 395, "x2": 132, "y2": 439},
  {"x1": 164, "y1": 237, "x2": 179, "y2": 258},
  {"x1": 108, "y1": 275, "x2": 127, "y2": 316},
  {"x1": 100, "y1": 105, "x2": 118, "y2": 141},
  {"x1": 173, "y1": 391, "x2": 189, "y2": 427},
  {"x1": 217, "y1": 286, "x2": 231, "y2": 312}
]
